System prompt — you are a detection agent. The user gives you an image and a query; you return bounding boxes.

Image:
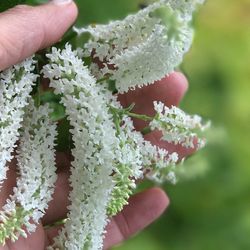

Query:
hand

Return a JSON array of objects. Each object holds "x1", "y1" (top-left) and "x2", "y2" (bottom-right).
[{"x1": 0, "y1": 1, "x2": 191, "y2": 249}]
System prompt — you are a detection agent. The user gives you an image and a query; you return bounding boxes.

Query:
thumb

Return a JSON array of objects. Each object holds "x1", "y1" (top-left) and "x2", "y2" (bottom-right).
[{"x1": 0, "y1": 0, "x2": 78, "y2": 70}]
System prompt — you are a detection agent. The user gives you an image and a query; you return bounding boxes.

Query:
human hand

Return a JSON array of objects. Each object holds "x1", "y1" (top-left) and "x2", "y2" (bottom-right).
[{"x1": 0, "y1": 1, "x2": 191, "y2": 249}]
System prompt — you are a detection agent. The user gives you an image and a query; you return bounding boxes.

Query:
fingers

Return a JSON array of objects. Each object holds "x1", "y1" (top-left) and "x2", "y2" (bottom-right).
[
  {"x1": 119, "y1": 72, "x2": 194, "y2": 158},
  {"x1": 0, "y1": 164, "x2": 17, "y2": 208},
  {"x1": 144, "y1": 130, "x2": 196, "y2": 159},
  {"x1": 119, "y1": 72, "x2": 188, "y2": 131},
  {"x1": 103, "y1": 188, "x2": 169, "y2": 249},
  {"x1": 42, "y1": 169, "x2": 71, "y2": 225},
  {"x1": 3, "y1": 224, "x2": 46, "y2": 250},
  {"x1": 0, "y1": 1, "x2": 78, "y2": 70},
  {"x1": 45, "y1": 188, "x2": 169, "y2": 249}
]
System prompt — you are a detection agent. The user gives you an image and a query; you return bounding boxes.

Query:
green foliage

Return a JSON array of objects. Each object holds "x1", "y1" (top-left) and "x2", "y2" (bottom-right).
[
  {"x1": 0, "y1": 0, "x2": 25, "y2": 12},
  {"x1": 0, "y1": 0, "x2": 47, "y2": 12}
]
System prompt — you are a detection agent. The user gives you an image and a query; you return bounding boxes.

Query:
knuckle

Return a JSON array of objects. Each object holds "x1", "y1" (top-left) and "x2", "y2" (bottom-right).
[{"x1": 114, "y1": 212, "x2": 131, "y2": 240}]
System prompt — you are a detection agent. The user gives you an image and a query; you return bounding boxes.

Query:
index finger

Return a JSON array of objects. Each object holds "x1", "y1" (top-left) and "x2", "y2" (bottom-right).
[{"x1": 0, "y1": 0, "x2": 78, "y2": 70}]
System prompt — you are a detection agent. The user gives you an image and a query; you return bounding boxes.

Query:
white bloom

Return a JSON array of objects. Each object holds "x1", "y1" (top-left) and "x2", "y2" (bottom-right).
[
  {"x1": 0, "y1": 100, "x2": 57, "y2": 244},
  {"x1": 106, "y1": 107, "x2": 145, "y2": 215},
  {"x1": 43, "y1": 45, "x2": 119, "y2": 250},
  {"x1": 0, "y1": 58, "x2": 37, "y2": 188},
  {"x1": 141, "y1": 140, "x2": 179, "y2": 184},
  {"x1": 75, "y1": 0, "x2": 204, "y2": 93},
  {"x1": 150, "y1": 101, "x2": 209, "y2": 148}
]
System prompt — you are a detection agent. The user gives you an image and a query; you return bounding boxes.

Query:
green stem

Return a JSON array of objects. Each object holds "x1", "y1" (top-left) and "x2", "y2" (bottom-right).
[
  {"x1": 109, "y1": 106, "x2": 122, "y2": 136},
  {"x1": 125, "y1": 112, "x2": 153, "y2": 122},
  {"x1": 141, "y1": 126, "x2": 152, "y2": 135},
  {"x1": 108, "y1": 105, "x2": 155, "y2": 136},
  {"x1": 44, "y1": 218, "x2": 68, "y2": 230},
  {"x1": 97, "y1": 76, "x2": 109, "y2": 84}
]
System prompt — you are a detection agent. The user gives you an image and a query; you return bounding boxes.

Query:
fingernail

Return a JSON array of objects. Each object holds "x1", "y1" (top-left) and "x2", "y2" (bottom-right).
[{"x1": 50, "y1": 0, "x2": 72, "y2": 5}]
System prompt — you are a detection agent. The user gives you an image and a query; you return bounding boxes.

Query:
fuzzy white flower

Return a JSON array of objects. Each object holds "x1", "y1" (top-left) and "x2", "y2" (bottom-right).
[
  {"x1": 75, "y1": 0, "x2": 204, "y2": 93},
  {"x1": 0, "y1": 100, "x2": 57, "y2": 245},
  {"x1": 0, "y1": 58, "x2": 37, "y2": 188},
  {"x1": 150, "y1": 101, "x2": 209, "y2": 148},
  {"x1": 106, "y1": 109, "x2": 145, "y2": 215},
  {"x1": 107, "y1": 98, "x2": 179, "y2": 211},
  {"x1": 43, "y1": 45, "x2": 120, "y2": 250},
  {"x1": 138, "y1": 138, "x2": 179, "y2": 184}
]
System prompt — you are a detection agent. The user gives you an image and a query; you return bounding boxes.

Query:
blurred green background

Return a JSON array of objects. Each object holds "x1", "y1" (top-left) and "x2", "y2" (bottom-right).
[
  {"x1": 72, "y1": 0, "x2": 250, "y2": 249},
  {"x1": 3, "y1": 0, "x2": 249, "y2": 249}
]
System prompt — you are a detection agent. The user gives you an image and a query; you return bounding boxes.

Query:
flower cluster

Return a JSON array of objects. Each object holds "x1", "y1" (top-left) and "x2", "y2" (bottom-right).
[
  {"x1": 0, "y1": 0, "x2": 208, "y2": 249},
  {"x1": 43, "y1": 45, "x2": 119, "y2": 250},
  {"x1": 0, "y1": 100, "x2": 57, "y2": 244},
  {"x1": 150, "y1": 101, "x2": 209, "y2": 149},
  {"x1": 0, "y1": 58, "x2": 37, "y2": 188},
  {"x1": 75, "y1": 0, "x2": 204, "y2": 93}
]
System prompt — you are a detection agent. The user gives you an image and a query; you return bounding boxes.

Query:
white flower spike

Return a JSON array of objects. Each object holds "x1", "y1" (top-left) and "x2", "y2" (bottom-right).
[
  {"x1": 75, "y1": 0, "x2": 204, "y2": 93},
  {"x1": 0, "y1": 58, "x2": 37, "y2": 189},
  {"x1": 0, "y1": 100, "x2": 57, "y2": 245}
]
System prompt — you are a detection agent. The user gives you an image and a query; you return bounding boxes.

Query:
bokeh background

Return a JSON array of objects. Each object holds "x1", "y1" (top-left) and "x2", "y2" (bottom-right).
[
  {"x1": 3, "y1": 0, "x2": 249, "y2": 249},
  {"x1": 73, "y1": 0, "x2": 250, "y2": 249}
]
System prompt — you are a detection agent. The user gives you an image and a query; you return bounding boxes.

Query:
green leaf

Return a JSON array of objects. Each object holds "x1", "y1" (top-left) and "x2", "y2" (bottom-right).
[
  {"x1": 108, "y1": 80, "x2": 118, "y2": 93},
  {"x1": 0, "y1": 0, "x2": 26, "y2": 12},
  {"x1": 56, "y1": 118, "x2": 73, "y2": 152},
  {"x1": 0, "y1": 0, "x2": 46, "y2": 12},
  {"x1": 49, "y1": 102, "x2": 66, "y2": 122},
  {"x1": 39, "y1": 91, "x2": 61, "y2": 104}
]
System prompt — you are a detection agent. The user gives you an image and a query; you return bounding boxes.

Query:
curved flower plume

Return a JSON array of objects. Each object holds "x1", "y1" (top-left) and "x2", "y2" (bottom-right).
[
  {"x1": 106, "y1": 111, "x2": 145, "y2": 216},
  {"x1": 75, "y1": 0, "x2": 204, "y2": 93},
  {"x1": 0, "y1": 58, "x2": 37, "y2": 188},
  {"x1": 106, "y1": 99, "x2": 179, "y2": 215},
  {"x1": 143, "y1": 142, "x2": 179, "y2": 184},
  {"x1": 150, "y1": 101, "x2": 210, "y2": 149},
  {"x1": 43, "y1": 45, "x2": 120, "y2": 250},
  {"x1": 0, "y1": 100, "x2": 57, "y2": 245}
]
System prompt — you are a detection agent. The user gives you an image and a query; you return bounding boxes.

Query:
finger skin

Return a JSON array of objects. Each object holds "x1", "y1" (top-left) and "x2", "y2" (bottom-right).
[
  {"x1": 45, "y1": 188, "x2": 169, "y2": 249},
  {"x1": 0, "y1": 2, "x2": 78, "y2": 70},
  {"x1": 119, "y1": 72, "x2": 189, "y2": 130},
  {"x1": 42, "y1": 170, "x2": 71, "y2": 225},
  {"x1": 103, "y1": 187, "x2": 169, "y2": 250},
  {"x1": 119, "y1": 72, "x2": 194, "y2": 158}
]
